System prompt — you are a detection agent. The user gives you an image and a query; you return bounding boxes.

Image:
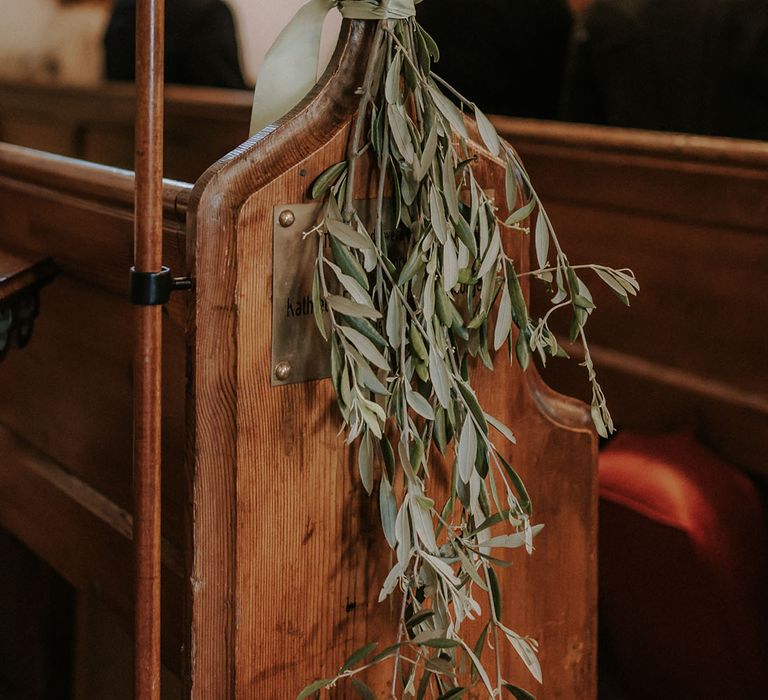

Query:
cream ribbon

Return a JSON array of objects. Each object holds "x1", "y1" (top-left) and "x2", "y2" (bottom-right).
[{"x1": 249, "y1": 0, "x2": 417, "y2": 136}]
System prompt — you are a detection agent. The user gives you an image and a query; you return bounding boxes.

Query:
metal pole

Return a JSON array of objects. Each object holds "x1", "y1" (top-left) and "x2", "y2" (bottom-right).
[{"x1": 133, "y1": 1, "x2": 165, "y2": 698}]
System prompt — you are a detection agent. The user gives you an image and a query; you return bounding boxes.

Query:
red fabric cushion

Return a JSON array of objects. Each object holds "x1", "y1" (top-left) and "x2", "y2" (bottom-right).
[{"x1": 599, "y1": 431, "x2": 768, "y2": 699}]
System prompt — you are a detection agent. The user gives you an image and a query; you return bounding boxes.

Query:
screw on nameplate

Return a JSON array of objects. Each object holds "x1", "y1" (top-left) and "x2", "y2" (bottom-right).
[
  {"x1": 274, "y1": 361, "x2": 292, "y2": 382},
  {"x1": 278, "y1": 210, "x2": 296, "y2": 228}
]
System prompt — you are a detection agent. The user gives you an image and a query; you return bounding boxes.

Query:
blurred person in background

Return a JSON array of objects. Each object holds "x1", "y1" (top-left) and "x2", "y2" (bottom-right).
[
  {"x1": 104, "y1": 0, "x2": 247, "y2": 89},
  {"x1": 561, "y1": 0, "x2": 768, "y2": 140},
  {"x1": 417, "y1": 0, "x2": 574, "y2": 119},
  {"x1": 0, "y1": 0, "x2": 109, "y2": 85}
]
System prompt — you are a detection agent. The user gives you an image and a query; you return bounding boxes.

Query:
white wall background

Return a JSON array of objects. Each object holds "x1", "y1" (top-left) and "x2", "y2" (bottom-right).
[{"x1": 226, "y1": 0, "x2": 343, "y2": 86}]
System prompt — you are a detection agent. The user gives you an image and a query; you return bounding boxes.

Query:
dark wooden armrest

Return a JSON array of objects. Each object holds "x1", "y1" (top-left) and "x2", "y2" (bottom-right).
[
  {"x1": 0, "y1": 249, "x2": 56, "y2": 303},
  {"x1": 0, "y1": 248, "x2": 56, "y2": 354}
]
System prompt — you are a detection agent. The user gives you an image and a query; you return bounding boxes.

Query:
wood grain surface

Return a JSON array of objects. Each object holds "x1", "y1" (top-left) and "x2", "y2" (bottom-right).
[
  {"x1": 186, "y1": 19, "x2": 597, "y2": 699},
  {"x1": 0, "y1": 143, "x2": 191, "y2": 677},
  {"x1": 0, "y1": 20, "x2": 600, "y2": 700},
  {"x1": 132, "y1": 0, "x2": 168, "y2": 696}
]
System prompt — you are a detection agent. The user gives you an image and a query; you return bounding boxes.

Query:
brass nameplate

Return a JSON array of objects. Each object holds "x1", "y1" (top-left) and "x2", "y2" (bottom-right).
[
  {"x1": 272, "y1": 200, "x2": 402, "y2": 386},
  {"x1": 271, "y1": 202, "x2": 329, "y2": 386}
]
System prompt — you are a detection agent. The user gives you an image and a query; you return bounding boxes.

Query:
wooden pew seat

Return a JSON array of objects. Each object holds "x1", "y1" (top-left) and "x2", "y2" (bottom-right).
[{"x1": 599, "y1": 431, "x2": 768, "y2": 698}]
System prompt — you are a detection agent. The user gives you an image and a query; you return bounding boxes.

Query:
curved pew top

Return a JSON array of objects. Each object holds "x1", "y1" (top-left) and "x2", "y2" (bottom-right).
[
  {"x1": 494, "y1": 116, "x2": 768, "y2": 233},
  {"x1": 0, "y1": 142, "x2": 190, "y2": 304}
]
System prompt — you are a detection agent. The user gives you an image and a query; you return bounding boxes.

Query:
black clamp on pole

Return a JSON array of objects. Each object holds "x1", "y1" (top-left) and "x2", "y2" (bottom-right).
[{"x1": 130, "y1": 266, "x2": 193, "y2": 306}]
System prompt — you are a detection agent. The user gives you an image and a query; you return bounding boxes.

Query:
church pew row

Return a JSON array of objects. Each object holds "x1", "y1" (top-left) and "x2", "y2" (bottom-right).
[
  {"x1": 1, "y1": 81, "x2": 765, "y2": 479},
  {"x1": 0, "y1": 23, "x2": 597, "y2": 697},
  {"x1": 0, "y1": 142, "x2": 191, "y2": 675},
  {"x1": 492, "y1": 118, "x2": 768, "y2": 480},
  {"x1": 0, "y1": 80, "x2": 252, "y2": 184}
]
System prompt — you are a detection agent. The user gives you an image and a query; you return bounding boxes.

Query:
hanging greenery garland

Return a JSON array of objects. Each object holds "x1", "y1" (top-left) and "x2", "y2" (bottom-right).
[{"x1": 281, "y1": 2, "x2": 639, "y2": 698}]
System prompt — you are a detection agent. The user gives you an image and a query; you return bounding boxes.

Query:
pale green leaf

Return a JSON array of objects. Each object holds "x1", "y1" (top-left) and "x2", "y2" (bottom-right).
[
  {"x1": 326, "y1": 218, "x2": 374, "y2": 252},
  {"x1": 494, "y1": 286, "x2": 513, "y2": 351},
  {"x1": 429, "y1": 186, "x2": 448, "y2": 244},
  {"x1": 406, "y1": 388, "x2": 436, "y2": 421},
  {"x1": 388, "y1": 103, "x2": 415, "y2": 163},
  {"x1": 500, "y1": 625, "x2": 543, "y2": 684},
  {"x1": 379, "y1": 563, "x2": 403, "y2": 602},
  {"x1": 379, "y1": 473, "x2": 397, "y2": 548},
  {"x1": 458, "y1": 413, "x2": 477, "y2": 483},
  {"x1": 327, "y1": 294, "x2": 381, "y2": 320},
  {"x1": 428, "y1": 86, "x2": 469, "y2": 140},
  {"x1": 415, "y1": 122, "x2": 438, "y2": 182},
  {"x1": 358, "y1": 431, "x2": 374, "y2": 495},
  {"x1": 341, "y1": 641, "x2": 377, "y2": 672},
  {"x1": 454, "y1": 546, "x2": 487, "y2": 590},
  {"x1": 591, "y1": 404, "x2": 608, "y2": 438},
  {"x1": 409, "y1": 496, "x2": 437, "y2": 552},
  {"x1": 485, "y1": 413, "x2": 516, "y2": 444},
  {"x1": 475, "y1": 106, "x2": 501, "y2": 156},
  {"x1": 534, "y1": 213, "x2": 550, "y2": 269},
  {"x1": 325, "y1": 260, "x2": 373, "y2": 307},
  {"x1": 477, "y1": 224, "x2": 501, "y2": 278},
  {"x1": 340, "y1": 325, "x2": 389, "y2": 370},
  {"x1": 483, "y1": 524, "x2": 544, "y2": 549},
  {"x1": 594, "y1": 267, "x2": 630, "y2": 304},
  {"x1": 457, "y1": 638, "x2": 495, "y2": 697},
  {"x1": 443, "y1": 235, "x2": 459, "y2": 291},
  {"x1": 386, "y1": 287, "x2": 403, "y2": 349},
  {"x1": 505, "y1": 198, "x2": 536, "y2": 226},
  {"x1": 312, "y1": 267, "x2": 327, "y2": 341},
  {"x1": 442, "y1": 148, "x2": 460, "y2": 220},
  {"x1": 423, "y1": 553, "x2": 461, "y2": 586},
  {"x1": 385, "y1": 50, "x2": 403, "y2": 104},
  {"x1": 296, "y1": 679, "x2": 330, "y2": 700},
  {"x1": 429, "y1": 346, "x2": 451, "y2": 409}
]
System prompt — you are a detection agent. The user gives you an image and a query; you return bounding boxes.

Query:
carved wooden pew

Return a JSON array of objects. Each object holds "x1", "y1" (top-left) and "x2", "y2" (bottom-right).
[
  {"x1": 493, "y1": 118, "x2": 768, "y2": 481},
  {"x1": 0, "y1": 22, "x2": 597, "y2": 697},
  {"x1": 3, "y1": 81, "x2": 766, "y2": 482},
  {"x1": 0, "y1": 143, "x2": 191, "y2": 677}
]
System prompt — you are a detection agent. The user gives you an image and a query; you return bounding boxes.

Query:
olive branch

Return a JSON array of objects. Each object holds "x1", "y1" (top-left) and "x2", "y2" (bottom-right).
[{"x1": 299, "y1": 14, "x2": 637, "y2": 700}]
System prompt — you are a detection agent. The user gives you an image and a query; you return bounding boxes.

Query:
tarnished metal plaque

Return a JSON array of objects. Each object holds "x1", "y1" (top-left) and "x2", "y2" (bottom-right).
[
  {"x1": 271, "y1": 202, "x2": 328, "y2": 386},
  {"x1": 271, "y1": 200, "x2": 400, "y2": 386}
]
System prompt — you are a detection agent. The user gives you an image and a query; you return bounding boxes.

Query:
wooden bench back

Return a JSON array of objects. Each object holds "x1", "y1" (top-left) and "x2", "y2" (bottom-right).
[
  {"x1": 494, "y1": 118, "x2": 768, "y2": 479},
  {"x1": 0, "y1": 142, "x2": 191, "y2": 671},
  {"x1": 183, "y1": 20, "x2": 596, "y2": 697},
  {"x1": 0, "y1": 81, "x2": 252, "y2": 183}
]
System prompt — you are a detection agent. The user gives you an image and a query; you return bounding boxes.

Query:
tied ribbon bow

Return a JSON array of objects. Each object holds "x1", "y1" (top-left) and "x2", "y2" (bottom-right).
[{"x1": 249, "y1": 0, "x2": 417, "y2": 136}]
